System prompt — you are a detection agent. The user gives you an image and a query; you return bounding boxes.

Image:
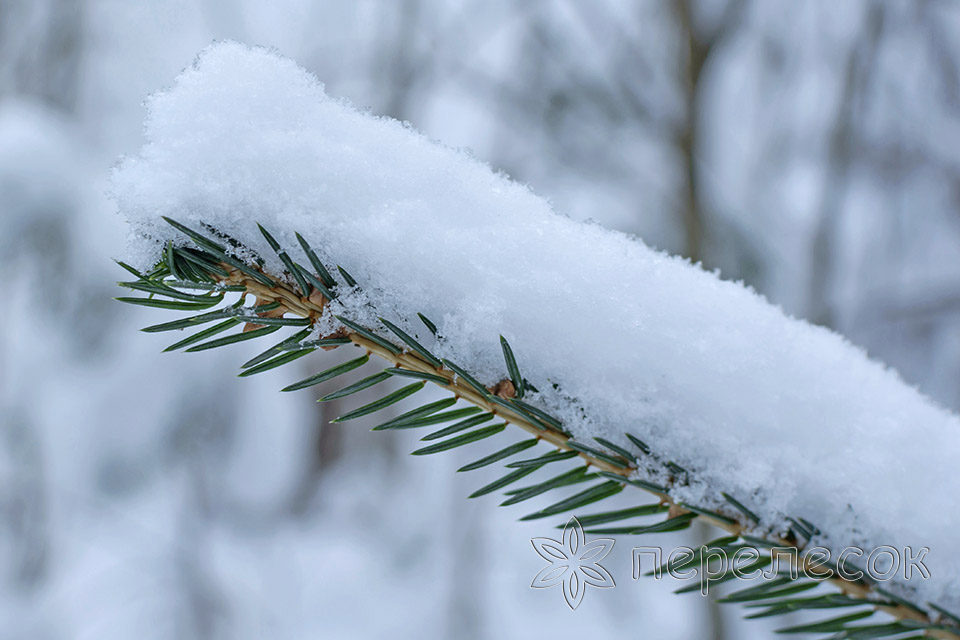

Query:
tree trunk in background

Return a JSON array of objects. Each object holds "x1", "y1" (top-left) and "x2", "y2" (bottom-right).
[{"x1": 672, "y1": 2, "x2": 751, "y2": 638}]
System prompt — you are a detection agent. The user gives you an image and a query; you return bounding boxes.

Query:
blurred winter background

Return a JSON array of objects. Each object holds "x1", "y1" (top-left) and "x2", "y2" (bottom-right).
[{"x1": 1, "y1": 0, "x2": 959, "y2": 638}]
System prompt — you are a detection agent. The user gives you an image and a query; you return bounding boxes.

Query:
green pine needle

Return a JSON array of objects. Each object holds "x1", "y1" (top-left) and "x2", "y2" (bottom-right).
[
  {"x1": 185, "y1": 325, "x2": 281, "y2": 352},
  {"x1": 417, "y1": 312, "x2": 438, "y2": 336},
  {"x1": 318, "y1": 372, "x2": 392, "y2": 402},
  {"x1": 499, "y1": 336, "x2": 525, "y2": 399},
  {"x1": 337, "y1": 265, "x2": 358, "y2": 287},
  {"x1": 563, "y1": 504, "x2": 668, "y2": 528},
  {"x1": 519, "y1": 480, "x2": 624, "y2": 521},
  {"x1": 163, "y1": 318, "x2": 240, "y2": 352},
  {"x1": 375, "y1": 407, "x2": 483, "y2": 431},
  {"x1": 380, "y1": 317, "x2": 442, "y2": 368},
  {"x1": 457, "y1": 439, "x2": 539, "y2": 472},
  {"x1": 411, "y1": 423, "x2": 506, "y2": 455},
  {"x1": 500, "y1": 467, "x2": 593, "y2": 506},
  {"x1": 420, "y1": 413, "x2": 495, "y2": 440},
  {"x1": 295, "y1": 231, "x2": 337, "y2": 289},
  {"x1": 384, "y1": 368, "x2": 449, "y2": 385},
  {"x1": 506, "y1": 450, "x2": 578, "y2": 469},
  {"x1": 116, "y1": 296, "x2": 222, "y2": 311},
  {"x1": 370, "y1": 397, "x2": 459, "y2": 431},
  {"x1": 242, "y1": 328, "x2": 311, "y2": 368},
  {"x1": 332, "y1": 381, "x2": 426, "y2": 422},
  {"x1": 336, "y1": 315, "x2": 401, "y2": 355},
  {"x1": 238, "y1": 348, "x2": 314, "y2": 377},
  {"x1": 441, "y1": 359, "x2": 491, "y2": 398},
  {"x1": 773, "y1": 610, "x2": 875, "y2": 634},
  {"x1": 282, "y1": 355, "x2": 370, "y2": 392},
  {"x1": 469, "y1": 466, "x2": 538, "y2": 499}
]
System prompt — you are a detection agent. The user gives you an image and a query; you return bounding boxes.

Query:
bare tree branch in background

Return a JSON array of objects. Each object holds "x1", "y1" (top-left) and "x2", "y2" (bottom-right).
[
  {"x1": 673, "y1": 0, "x2": 745, "y2": 264},
  {"x1": 288, "y1": 395, "x2": 344, "y2": 516},
  {"x1": 806, "y1": 1, "x2": 884, "y2": 328}
]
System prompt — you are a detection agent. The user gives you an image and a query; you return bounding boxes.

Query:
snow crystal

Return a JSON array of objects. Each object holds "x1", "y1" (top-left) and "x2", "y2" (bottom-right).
[{"x1": 112, "y1": 41, "x2": 960, "y2": 610}]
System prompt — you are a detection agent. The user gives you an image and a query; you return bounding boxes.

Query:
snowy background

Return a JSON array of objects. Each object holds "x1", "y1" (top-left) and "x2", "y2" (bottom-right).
[{"x1": 2, "y1": 1, "x2": 960, "y2": 639}]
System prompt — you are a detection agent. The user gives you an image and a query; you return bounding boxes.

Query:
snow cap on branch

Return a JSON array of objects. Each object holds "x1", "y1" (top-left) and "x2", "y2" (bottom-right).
[{"x1": 112, "y1": 41, "x2": 960, "y2": 609}]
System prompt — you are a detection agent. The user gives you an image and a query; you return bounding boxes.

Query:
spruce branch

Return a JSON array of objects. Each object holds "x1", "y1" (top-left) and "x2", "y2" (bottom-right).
[{"x1": 116, "y1": 218, "x2": 960, "y2": 639}]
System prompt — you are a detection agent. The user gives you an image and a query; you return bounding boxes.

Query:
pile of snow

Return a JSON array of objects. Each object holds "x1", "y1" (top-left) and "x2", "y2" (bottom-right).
[{"x1": 112, "y1": 42, "x2": 960, "y2": 610}]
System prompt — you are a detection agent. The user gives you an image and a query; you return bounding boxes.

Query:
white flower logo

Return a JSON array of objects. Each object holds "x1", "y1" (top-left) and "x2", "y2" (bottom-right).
[{"x1": 530, "y1": 517, "x2": 616, "y2": 609}]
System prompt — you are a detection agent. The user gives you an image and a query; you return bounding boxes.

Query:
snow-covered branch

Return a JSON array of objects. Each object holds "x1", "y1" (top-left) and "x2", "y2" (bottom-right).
[{"x1": 112, "y1": 42, "x2": 960, "y2": 629}]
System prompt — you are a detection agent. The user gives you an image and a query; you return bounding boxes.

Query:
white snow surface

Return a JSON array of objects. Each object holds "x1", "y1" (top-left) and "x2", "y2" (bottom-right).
[{"x1": 112, "y1": 42, "x2": 960, "y2": 610}]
